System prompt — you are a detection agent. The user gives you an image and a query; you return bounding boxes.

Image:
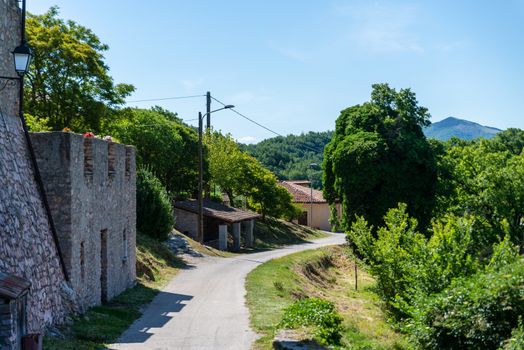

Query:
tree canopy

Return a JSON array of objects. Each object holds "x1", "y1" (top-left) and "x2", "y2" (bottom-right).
[
  {"x1": 323, "y1": 83, "x2": 437, "y2": 231},
  {"x1": 109, "y1": 108, "x2": 199, "y2": 196},
  {"x1": 206, "y1": 132, "x2": 299, "y2": 219},
  {"x1": 26, "y1": 7, "x2": 134, "y2": 132}
]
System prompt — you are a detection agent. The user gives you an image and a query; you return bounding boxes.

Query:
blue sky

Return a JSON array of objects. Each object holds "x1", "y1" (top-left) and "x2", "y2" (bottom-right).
[{"x1": 30, "y1": 1, "x2": 524, "y2": 143}]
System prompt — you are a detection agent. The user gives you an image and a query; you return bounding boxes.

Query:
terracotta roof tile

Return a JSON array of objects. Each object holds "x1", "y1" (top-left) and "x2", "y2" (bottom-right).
[
  {"x1": 173, "y1": 199, "x2": 260, "y2": 223},
  {"x1": 280, "y1": 181, "x2": 327, "y2": 203}
]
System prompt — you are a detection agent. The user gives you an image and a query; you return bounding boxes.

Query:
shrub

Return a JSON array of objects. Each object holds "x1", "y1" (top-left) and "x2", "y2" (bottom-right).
[
  {"x1": 279, "y1": 298, "x2": 343, "y2": 345},
  {"x1": 136, "y1": 168, "x2": 174, "y2": 240},
  {"x1": 346, "y1": 215, "x2": 375, "y2": 262},
  {"x1": 500, "y1": 322, "x2": 524, "y2": 350},
  {"x1": 409, "y1": 259, "x2": 524, "y2": 350}
]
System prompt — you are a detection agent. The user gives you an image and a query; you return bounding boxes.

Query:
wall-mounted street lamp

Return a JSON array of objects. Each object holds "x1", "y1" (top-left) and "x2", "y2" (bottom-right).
[
  {"x1": 197, "y1": 104, "x2": 235, "y2": 243},
  {"x1": 13, "y1": 42, "x2": 33, "y2": 76}
]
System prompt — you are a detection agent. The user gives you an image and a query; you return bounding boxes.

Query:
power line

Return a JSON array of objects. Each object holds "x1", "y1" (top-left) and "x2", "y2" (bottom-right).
[
  {"x1": 126, "y1": 94, "x2": 205, "y2": 103},
  {"x1": 211, "y1": 96, "x2": 325, "y2": 154}
]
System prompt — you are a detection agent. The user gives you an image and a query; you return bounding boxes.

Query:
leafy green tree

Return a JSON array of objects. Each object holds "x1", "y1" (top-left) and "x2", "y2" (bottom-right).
[
  {"x1": 324, "y1": 84, "x2": 437, "y2": 231},
  {"x1": 444, "y1": 140, "x2": 524, "y2": 245},
  {"x1": 26, "y1": 7, "x2": 134, "y2": 132},
  {"x1": 205, "y1": 132, "x2": 297, "y2": 219},
  {"x1": 492, "y1": 128, "x2": 524, "y2": 155},
  {"x1": 136, "y1": 168, "x2": 174, "y2": 240},
  {"x1": 110, "y1": 108, "x2": 199, "y2": 195}
]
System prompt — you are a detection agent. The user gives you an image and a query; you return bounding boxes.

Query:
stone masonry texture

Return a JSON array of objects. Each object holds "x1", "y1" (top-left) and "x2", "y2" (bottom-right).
[
  {"x1": 30, "y1": 132, "x2": 137, "y2": 311},
  {"x1": 0, "y1": 0, "x2": 68, "y2": 335}
]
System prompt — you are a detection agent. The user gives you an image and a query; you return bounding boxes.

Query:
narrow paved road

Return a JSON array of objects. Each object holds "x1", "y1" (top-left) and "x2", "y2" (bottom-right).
[{"x1": 111, "y1": 232, "x2": 345, "y2": 350}]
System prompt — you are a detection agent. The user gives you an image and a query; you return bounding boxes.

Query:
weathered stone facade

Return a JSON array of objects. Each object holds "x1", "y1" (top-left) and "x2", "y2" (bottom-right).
[
  {"x1": 0, "y1": 0, "x2": 68, "y2": 337},
  {"x1": 31, "y1": 133, "x2": 137, "y2": 310}
]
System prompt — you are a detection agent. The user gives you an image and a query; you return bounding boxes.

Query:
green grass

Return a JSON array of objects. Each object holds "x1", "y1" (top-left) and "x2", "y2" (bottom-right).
[
  {"x1": 254, "y1": 217, "x2": 328, "y2": 249},
  {"x1": 246, "y1": 245, "x2": 411, "y2": 350},
  {"x1": 44, "y1": 233, "x2": 185, "y2": 349}
]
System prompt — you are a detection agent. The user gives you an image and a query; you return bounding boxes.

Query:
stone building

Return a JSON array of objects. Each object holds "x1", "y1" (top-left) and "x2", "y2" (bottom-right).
[
  {"x1": 31, "y1": 132, "x2": 137, "y2": 310},
  {"x1": 0, "y1": 0, "x2": 69, "y2": 343},
  {"x1": 0, "y1": 0, "x2": 137, "y2": 346}
]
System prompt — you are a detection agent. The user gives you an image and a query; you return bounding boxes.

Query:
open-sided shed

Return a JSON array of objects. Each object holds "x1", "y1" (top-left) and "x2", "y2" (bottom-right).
[{"x1": 173, "y1": 199, "x2": 260, "y2": 250}]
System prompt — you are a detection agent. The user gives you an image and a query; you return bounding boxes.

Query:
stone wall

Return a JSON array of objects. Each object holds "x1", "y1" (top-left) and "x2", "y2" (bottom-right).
[
  {"x1": 173, "y1": 208, "x2": 198, "y2": 240},
  {"x1": 30, "y1": 133, "x2": 137, "y2": 311},
  {"x1": 0, "y1": 0, "x2": 68, "y2": 334}
]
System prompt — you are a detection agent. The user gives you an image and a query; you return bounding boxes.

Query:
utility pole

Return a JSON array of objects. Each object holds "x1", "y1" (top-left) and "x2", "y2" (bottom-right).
[
  {"x1": 204, "y1": 92, "x2": 211, "y2": 199},
  {"x1": 197, "y1": 112, "x2": 204, "y2": 243},
  {"x1": 206, "y1": 91, "x2": 211, "y2": 130}
]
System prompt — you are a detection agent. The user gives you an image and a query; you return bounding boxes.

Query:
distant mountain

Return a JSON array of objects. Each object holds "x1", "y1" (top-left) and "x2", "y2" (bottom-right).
[{"x1": 424, "y1": 117, "x2": 501, "y2": 141}]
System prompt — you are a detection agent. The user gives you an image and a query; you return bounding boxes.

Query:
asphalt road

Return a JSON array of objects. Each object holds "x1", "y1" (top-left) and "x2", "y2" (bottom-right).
[{"x1": 111, "y1": 232, "x2": 346, "y2": 350}]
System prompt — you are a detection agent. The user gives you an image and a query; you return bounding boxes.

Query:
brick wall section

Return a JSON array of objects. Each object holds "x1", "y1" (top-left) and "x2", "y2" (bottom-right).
[
  {"x1": 0, "y1": 0, "x2": 68, "y2": 335},
  {"x1": 30, "y1": 132, "x2": 137, "y2": 311},
  {"x1": 173, "y1": 208, "x2": 198, "y2": 240}
]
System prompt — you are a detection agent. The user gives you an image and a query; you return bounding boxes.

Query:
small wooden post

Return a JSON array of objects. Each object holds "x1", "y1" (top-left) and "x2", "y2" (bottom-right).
[{"x1": 354, "y1": 261, "x2": 358, "y2": 291}]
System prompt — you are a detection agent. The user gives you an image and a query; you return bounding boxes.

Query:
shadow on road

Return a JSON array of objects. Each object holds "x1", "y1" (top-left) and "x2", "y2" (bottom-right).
[{"x1": 115, "y1": 291, "x2": 193, "y2": 345}]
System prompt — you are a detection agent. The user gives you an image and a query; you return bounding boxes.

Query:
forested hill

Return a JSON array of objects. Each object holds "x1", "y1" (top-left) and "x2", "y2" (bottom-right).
[
  {"x1": 424, "y1": 117, "x2": 501, "y2": 140},
  {"x1": 241, "y1": 131, "x2": 333, "y2": 188}
]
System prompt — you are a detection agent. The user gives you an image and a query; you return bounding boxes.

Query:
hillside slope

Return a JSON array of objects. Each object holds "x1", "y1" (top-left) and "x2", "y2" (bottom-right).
[
  {"x1": 241, "y1": 131, "x2": 333, "y2": 188},
  {"x1": 425, "y1": 117, "x2": 500, "y2": 140}
]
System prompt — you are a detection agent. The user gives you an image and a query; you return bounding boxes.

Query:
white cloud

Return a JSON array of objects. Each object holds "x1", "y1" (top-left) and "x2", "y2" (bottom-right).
[
  {"x1": 334, "y1": 2, "x2": 424, "y2": 54},
  {"x1": 237, "y1": 136, "x2": 258, "y2": 144},
  {"x1": 227, "y1": 90, "x2": 271, "y2": 104},
  {"x1": 181, "y1": 78, "x2": 203, "y2": 92},
  {"x1": 268, "y1": 40, "x2": 307, "y2": 61}
]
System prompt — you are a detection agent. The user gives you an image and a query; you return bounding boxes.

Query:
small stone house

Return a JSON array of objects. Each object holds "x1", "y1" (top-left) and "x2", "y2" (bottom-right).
[
  {"x1": 173, "y1": 199, "x2": 260, "y2": 251},
  {"x1": 30, "y1": 132, "x2": 137, "y2": 310},
  {"x1": 280, "y1": 180, "x2": 340, "y2": 231},
  {"x1": 0, "y1": 272, "x2": 30, "y2": 350}
]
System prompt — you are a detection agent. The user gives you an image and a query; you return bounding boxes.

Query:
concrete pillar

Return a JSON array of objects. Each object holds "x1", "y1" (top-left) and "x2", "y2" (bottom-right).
[
  {"x1": 232, "y1": 222, "x2": 241, "y2": 251},
  {"x1": 218, "y1": 224, "x2": 228, "y2": 251},
  {"x1": 243, "y1": 219, "x2": 255, "y2": 248}
]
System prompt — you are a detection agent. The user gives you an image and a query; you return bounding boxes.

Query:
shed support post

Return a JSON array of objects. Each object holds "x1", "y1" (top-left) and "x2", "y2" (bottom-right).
[
  {"x1": 232, "y1": 222, "x2": 241, "y2": 251},
  {"x1": 243, "y1": 220, "x2": 254, "y2": 248},
  {"x1": 218, "y1": 224, "x2": 228, "y2": 251}
]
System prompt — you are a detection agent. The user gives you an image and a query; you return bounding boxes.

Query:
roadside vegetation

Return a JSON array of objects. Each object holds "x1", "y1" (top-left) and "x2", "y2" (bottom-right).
[
  {"x1": 325, "y1": 85, "x2": 524, "y2": 349},
  {"x1": 44, "y1": 234, "x2": 185, "y2": 349},
  {"x1": 246, "y1": 245, "x2": 410, "y2": 349}
]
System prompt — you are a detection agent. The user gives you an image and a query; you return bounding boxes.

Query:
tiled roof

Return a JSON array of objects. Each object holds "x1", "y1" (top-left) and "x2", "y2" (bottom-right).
[
  {"x1": 173, "y1": 199, "x2": 261, "y2": 223},
  {"x1": 0, "y1": 271, "x2": 31, "y2": 300},
  {"x1": 280, "y1": 181, "x2": 327, "y2": 203}
]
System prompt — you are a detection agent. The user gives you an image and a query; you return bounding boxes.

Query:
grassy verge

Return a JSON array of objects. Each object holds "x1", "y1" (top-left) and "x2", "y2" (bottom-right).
[
  {"x1": 254, "y1": 217, "x2": 328, "y2": 249},
  {"x1": 246, "y1": 245, "x2": 411, "y2": 350},
  {"x1": 44, "y1": 233, "x2": 185, "y2": 350}
]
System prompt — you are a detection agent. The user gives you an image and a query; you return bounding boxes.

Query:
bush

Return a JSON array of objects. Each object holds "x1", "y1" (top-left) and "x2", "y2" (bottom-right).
[
  {"x1": 500, "y1": 322, "x2": 524, "y2": 350},
  {"x1": 136, "y1": 168, "x2": 174, "y2": 240},
  {"x1": 409, "y1": 259, "x2": 524, "y2": 350},
  {"x1": 279, "y1": 298, "x2": 343, "y2": 345}
]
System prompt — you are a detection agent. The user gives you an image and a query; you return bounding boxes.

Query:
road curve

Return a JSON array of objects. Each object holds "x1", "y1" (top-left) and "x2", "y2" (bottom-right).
[{"x1": 111, "y1": 232, "x2": 346, "y2": 350}]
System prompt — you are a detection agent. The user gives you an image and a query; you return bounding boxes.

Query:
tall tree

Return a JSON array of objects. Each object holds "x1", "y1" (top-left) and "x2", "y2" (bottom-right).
[
  {"x1": 323, "y1": 84, "x2": 437, "y2": 231},
  {"x1": 26, "y1": 7, "x2": 134, "y2": 132},
  {"x1": 110, "y1": 108, "x2": 199, "y2": 196},
  {"x1": 206, "y1": 132, "x2": 297, "y2": 219}
]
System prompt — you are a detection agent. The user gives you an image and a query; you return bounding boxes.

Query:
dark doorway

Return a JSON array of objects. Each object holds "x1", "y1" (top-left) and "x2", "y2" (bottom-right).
[
  {"x1": 298, "y1": 211, "x2": 308, "y2": 225},
  {"x1": 100, "y1": 229, "x2": 108, "y2": 303}
]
